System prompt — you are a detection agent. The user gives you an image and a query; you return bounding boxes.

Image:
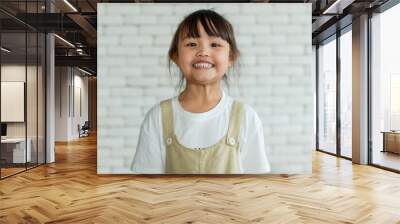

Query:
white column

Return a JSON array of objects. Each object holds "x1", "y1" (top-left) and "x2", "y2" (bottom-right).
[
  {"x1": 55, "y1": 67, "x2": 73, "y2": 141},
  {"x1": 46, "y1": 33, "x2": 55, "y2": 163},
  {"x1": 46, "y1": 1, "x2": 55, "y2": 163},
  {"x1": 352, "y1": 14, "x2": 369, "y2": 164}
]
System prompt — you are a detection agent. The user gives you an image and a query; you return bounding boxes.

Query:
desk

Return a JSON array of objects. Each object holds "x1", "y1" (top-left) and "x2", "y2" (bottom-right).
[
  {"x1": 1, "y1": 138, "x2": 31, "y2": 163},
  {"x1": 381, "y1": 131, "x2": 400, "y2": 154}
]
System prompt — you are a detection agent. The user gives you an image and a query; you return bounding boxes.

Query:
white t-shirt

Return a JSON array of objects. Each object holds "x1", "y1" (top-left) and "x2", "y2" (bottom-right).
[{"x1": 131, "y1": 91, "x2": 271, "y2": 174}]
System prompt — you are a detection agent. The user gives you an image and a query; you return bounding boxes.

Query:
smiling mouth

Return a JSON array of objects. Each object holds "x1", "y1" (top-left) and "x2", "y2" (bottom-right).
[{"x1": 192, "y1": 62, "x2": 215, "y2": 69}]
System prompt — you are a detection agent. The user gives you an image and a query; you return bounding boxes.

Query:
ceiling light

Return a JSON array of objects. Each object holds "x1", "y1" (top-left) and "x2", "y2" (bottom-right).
[
  {"x1": 63, "y1": 0, "x2": 78, "y2": 12},
  {"x1": 78, "y1": 67, "x2": 92, "y2": 76},
  {"x1": 1, "y1": 47, "x2": 11, "y2": 53},
  {"x1": 54, "y1": 34, "x2": 75, "y2": 48},
  {"x1": 322, "y1": 0, "x2": 354, "y2": 15}
]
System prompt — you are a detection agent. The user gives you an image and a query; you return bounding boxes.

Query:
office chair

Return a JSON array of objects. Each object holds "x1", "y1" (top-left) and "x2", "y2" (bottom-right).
[{"x1": 79, "y1": 121, "x2": 90, "y2": 138}]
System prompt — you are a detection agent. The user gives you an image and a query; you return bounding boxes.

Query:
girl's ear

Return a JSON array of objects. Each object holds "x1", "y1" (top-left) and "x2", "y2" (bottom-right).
[
  {"x1": 229, "y1": 52, "x2": 238, "y2": 66},
  {"x1": 228, "y1": 59, "x2": 234, "y2": 67},
  {"x1": 171, "y1": 53, "x2": 179, "y2": 65}
]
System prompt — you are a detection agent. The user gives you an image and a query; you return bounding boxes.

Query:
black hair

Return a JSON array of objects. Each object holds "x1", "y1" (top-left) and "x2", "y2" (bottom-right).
[{"x1": 168, "y1": 9, "x2": 240, "y2": 92}]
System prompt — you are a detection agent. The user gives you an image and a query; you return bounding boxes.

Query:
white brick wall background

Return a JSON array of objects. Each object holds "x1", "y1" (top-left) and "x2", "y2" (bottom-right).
[{"x1": 98, "y1": 3, "x2": 313, "y2": 174}]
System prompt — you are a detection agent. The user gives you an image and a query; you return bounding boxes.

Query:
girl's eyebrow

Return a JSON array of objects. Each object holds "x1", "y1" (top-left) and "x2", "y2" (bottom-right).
[
  {"x1": 182, "y1": 39, "x2": 196, "y2": 44},
  {"x1": 182, "y1": 36, "x2": 224, "y2": 42},
  {"x1": 209, "y1": 36, "x2": 224, "y2": 40},
  {"x1": 182, "y1": 36, "x2": 197, "y2": 41}
]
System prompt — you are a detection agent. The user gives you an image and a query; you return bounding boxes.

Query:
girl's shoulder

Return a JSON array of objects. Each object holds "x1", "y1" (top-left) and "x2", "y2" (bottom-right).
[
  {"x1": 231, "y1": 99, "x2": 259, "y2": 117},
  {"x1": 140, "y1": 96, "x2": 175, "y2": 134},
  {"x1": 143, "y1": 97, "x2": 176, "y2": 120},
  {"x1": 230, "y1": 99, "x2": 263, "y2": 127},
  {"x1": 141, "y1": 99, "x2": 170, "y2": 131},
  {"x1": 243, "y1": 103, "x2": 260, "y2": 119}
]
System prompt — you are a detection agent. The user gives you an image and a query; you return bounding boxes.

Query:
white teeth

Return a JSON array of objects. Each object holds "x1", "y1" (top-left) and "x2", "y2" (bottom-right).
[{"x1": 193, "y1": 63, "x2": 213, "y2": 69}]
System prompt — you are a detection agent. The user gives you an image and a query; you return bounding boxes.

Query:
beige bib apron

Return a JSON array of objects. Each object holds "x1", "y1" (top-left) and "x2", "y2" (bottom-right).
[{"x1": 160, "y1": 99, "x2": 244, "y2": 174}]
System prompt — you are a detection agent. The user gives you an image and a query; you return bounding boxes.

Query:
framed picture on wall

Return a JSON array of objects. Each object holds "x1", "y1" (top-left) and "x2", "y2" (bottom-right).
[{"x1": 1, "y1": 81, "x2": 25, "y2": 122}]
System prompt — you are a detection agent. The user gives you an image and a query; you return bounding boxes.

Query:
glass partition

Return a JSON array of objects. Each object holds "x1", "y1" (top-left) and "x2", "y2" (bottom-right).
[
  {"x1": 0, "y1": 1, "x2": 46, "y2": 179},
  {"x1": 26, "y1": 0, "x2": 40, "y2": 169},
  {"x1": 38, "y1": 32, "x2": 45, "y2": 165},
  {"x1": 1, "y1": 30, "x2": 28, "y2": 177},
  {"x1": 27, "y1": 31, "x2": 38, "y2": 169},
  {"x1": 339, "y1": 28, "x2": 352, "y2": 158},
  {"x1": 317, "y1": 36, "x2": 337, "y2": 155}
]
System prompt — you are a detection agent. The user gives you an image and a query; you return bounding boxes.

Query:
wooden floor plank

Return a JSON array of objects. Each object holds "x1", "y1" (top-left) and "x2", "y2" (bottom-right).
[{"x1": 0, "y1": 134, "x2": 400, "y2": 223}]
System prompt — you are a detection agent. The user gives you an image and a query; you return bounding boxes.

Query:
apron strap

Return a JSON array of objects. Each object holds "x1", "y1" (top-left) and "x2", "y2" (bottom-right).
[
  {"x1": 226, "y1": 101, "x2": 244, "y2": 146},
  {"x1": 160, "y1": 99, "x2": 174, "y2": 146}
]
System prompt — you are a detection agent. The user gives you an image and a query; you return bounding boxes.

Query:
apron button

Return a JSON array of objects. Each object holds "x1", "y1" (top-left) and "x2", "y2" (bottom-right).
[
  {"x1": 166, "y1": 137, "x2": 172, "y2": 145},
  {"x1": 228, "y1": 137, "x2": 236, "y2": 146}
]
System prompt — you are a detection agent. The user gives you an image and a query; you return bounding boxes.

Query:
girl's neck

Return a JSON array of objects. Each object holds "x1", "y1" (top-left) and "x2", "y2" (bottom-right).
[{"x1": 178, "y1": 85, "x2": 223, "y2": 113}]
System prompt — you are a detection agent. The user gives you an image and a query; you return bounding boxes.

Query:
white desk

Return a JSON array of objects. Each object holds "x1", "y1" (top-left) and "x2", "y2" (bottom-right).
[{"x1": 1, "y1": 138, "x2": 31, "y2": 163}]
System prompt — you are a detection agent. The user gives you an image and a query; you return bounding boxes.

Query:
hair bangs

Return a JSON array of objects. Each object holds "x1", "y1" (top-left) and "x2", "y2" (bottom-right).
[{"x1": 179, "y1": 11, "x2": 230, "y2": 42}]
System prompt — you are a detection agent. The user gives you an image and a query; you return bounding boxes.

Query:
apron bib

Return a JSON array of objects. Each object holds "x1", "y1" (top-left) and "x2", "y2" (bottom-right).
[{"x1": 160, "y1": 99, "x2": 244, "y2": 174}]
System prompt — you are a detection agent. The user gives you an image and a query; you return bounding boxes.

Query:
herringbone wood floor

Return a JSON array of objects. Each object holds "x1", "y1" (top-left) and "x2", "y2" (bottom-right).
[{"x1": 1, "y1": 134, "x2": 400, "y2": 224}]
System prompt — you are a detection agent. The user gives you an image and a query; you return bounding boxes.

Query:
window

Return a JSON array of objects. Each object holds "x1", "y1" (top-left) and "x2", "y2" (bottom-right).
[
  {"x1": 318, "y1": 36, "x2": 337, "y2": 155},
  {"x1": 340, "y1": 28, "x2": 352, "y2": 158},
  {"x1": 371, "y1": 2, "x2": 400, "y2": 171}
]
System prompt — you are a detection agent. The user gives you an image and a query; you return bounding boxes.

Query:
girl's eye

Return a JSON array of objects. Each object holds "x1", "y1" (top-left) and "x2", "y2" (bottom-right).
[
  {"x1": 211, "y1": 43, "x2": 221, "y2": 47},
  {"x1": 186, "y1": 42, "x2": 196, "y2": 47}
]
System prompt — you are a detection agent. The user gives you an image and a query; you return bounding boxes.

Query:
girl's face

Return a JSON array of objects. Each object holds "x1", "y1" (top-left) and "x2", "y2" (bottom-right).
[{"x1": 173, "y1": 22, "x2": 233, "y2": 85}]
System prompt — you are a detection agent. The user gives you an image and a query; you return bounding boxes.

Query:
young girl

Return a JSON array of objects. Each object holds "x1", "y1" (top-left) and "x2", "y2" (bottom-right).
[{"x1": 131, "y1": 9, "x2": 271, "y2": 174}]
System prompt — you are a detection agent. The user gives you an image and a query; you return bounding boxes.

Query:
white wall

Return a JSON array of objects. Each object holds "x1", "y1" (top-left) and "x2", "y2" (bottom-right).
[
  {"x1": 55, "y1": 67, "x2": 89, "y2": 141},
  {"x1": 98, "y1": 3, "x2": 313, "y2": 174},
  {"x1": 72, "y1": 73, "x2": 89, "y2": 137},
  {"x1": 55, "y1": 67, "x2": 68, "y2": 141}
]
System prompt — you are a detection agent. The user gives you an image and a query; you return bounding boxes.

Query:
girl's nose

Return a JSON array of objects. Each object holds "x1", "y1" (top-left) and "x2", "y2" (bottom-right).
[{"x1": 196, "y1": 45, "x2": 209, "y2": 57}]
